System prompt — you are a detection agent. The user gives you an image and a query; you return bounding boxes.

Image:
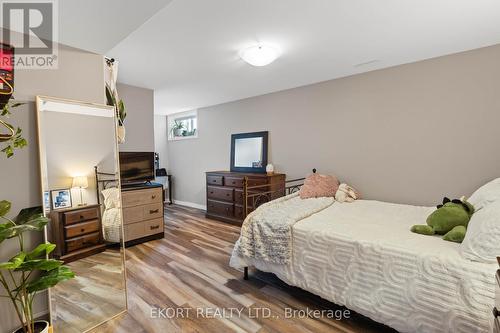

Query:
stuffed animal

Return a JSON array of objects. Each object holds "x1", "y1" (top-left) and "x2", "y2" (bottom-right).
[
  {"x1": 411, "y1": 197, "x2": 475, "y2": 243},
  {"x1": 335, "y1": 184, "x2": 360, "y2": 203}
]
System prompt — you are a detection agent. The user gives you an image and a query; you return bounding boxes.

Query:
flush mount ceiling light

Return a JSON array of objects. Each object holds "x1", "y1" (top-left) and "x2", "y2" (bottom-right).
[{"x1": 240, "y1": 44, "x2": 279, "y2": 67}]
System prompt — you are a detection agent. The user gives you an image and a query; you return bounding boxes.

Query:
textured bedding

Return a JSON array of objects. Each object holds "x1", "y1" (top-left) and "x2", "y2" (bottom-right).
[
  {"x1": 230, "y1": 200, "x2": 497, "y2": 333},
  {"x1": 235, "y1": 192, "x2": 334, "y2": 264}
]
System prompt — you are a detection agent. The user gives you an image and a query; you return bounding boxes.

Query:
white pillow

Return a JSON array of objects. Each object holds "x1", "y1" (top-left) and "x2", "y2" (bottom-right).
[
  {"x1": 468, "y1": 178, "x2": 500, "y2": 210},
  {"x1": 460, "y1": 199, "x2": 500, "y2": 263},
  {"x1": 101, "y1": 187, "x2": 121, "y2": 209}
]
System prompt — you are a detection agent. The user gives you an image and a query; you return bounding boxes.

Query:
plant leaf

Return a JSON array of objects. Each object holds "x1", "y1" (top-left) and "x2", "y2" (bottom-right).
[
  {"x1": 0, "y1": 216, "x2": 48, "y2": 240},
  {"x1": 26, "y1": 266, "x2": 75, "y2": 293},
  {"x1": 15, "y1": 259, "x2": 62, "y2": 272},
  {"x1": 0, "y1": 252, "x2": 26, "y2": 270},
  {"x1": 26, "y1": 243, "x2": 56, "y2": 260},
  {"x1": 0, "y1": 221, "x2": 15, "y2": 242},
  {"x1": 15, "y1": 206, "x2": 43, "y2": 224},
  {"x1": 0, "y1": 200, "x2": 11, "y2": 217},
  {"x1": 9, "y1": 102, "x2": 26, "y2": 108}
]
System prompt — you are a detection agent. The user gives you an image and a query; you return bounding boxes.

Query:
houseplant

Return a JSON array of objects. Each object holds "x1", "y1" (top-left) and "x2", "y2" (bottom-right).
[
  {"x1": 0, "y1": 99, "x2": 27, "y2": 158},
  {"x1": 170, "y1": 120, "x2": 185, "y2": 137},
  {"x1": 1, "y1": 97, "x2": 75, "y2": 333},
  {"x1": 105, "y1": 84, "x2": 127, "y2": 143}
]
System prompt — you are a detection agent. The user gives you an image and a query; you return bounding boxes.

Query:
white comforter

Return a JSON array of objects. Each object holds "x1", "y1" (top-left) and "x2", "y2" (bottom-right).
[{"x1": 230, "y1": 200, "x2": 497, "y2": 333}]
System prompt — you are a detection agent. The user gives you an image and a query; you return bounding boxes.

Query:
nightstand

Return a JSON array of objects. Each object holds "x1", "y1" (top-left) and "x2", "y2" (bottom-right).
[{"x1": 49, "y1": 204, "x2": 106, "y2": 263}]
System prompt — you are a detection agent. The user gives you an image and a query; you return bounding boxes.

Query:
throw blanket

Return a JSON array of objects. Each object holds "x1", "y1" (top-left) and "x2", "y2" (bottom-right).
[{"x1": 233, "y1": 192, "x2": 334, "y2": 264}]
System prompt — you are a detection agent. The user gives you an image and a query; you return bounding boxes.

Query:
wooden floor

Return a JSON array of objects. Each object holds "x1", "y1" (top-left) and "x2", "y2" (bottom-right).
[
  {"x1": 92, "y1": 205, "x2": 396, "y2": 333},
  {"x1": 53, "y1": 250, "x2": 127, "y2": 333}
]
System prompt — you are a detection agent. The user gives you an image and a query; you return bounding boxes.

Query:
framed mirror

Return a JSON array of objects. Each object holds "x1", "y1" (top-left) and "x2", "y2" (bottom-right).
[
  {"x1": 230, "y1": 131, "x2": 268, "y2": 173},
  {"x1": 36, "y1": 96, "x2": 127, "y2": 332}
]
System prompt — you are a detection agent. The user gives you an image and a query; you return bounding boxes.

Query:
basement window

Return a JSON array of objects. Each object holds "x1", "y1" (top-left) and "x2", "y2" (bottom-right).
[{"x1": 168, "y1": 110, "x2": 198, "y2": 140}]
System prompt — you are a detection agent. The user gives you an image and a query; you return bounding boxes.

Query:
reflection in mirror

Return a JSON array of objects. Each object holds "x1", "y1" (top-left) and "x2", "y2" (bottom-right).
[
  {"x1": 36, "y1": 96, "x2": 127, "y2": 332},
  {"x1": 230, "y1": 131, "x2": 268, "y2": 173}
]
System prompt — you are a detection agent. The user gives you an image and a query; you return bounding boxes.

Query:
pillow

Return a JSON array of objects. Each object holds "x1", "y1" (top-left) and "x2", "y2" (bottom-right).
[
  {"x1": 299, "y1": 173, "x2": 339, "y2": 199},
  {"x1": 460, "y1": 199, "x2": 500, "y2": 263},
  {"x1": 468, "y1": 178, "x2": 500, "y2": 210},
  {"x1": 101, "y1": 187, "x2": 121, "y2": 209}
]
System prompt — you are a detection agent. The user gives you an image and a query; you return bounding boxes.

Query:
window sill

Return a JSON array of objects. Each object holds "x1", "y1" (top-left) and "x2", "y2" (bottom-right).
[{"x1": 168, "y1": 134, "x2": 198, "y2": 141}]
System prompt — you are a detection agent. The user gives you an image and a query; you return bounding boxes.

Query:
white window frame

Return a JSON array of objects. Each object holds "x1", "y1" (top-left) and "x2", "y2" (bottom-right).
[{"x1": 168, "y1": 110, "x2": 198, "y2": 141}]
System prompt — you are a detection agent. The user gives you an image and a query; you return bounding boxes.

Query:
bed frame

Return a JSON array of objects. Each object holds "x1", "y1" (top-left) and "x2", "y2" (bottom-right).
[
  {"x1": 242, "y1": 169, "x2": 316, "y2": 280},
  {"x1": 94, "y1": 166, "x2": 120, "y2": 205}
]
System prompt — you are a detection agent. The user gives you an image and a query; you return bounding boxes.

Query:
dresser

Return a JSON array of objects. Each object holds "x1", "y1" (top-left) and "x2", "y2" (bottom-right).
[
  {"x1": 122, "y1": 183, "x2": 165, "y2": 246},
  {"x1": 206, "y1": 171, "x2": 286, "y2": 225},
  {"x1": 49, "y1": 204, "x2": 106, "y2": 263}
]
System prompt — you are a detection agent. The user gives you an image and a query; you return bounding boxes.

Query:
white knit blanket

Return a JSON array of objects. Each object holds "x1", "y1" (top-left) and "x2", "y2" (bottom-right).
[{"x1": 233, "y1": 192, "x2": 334, "y2": 264}]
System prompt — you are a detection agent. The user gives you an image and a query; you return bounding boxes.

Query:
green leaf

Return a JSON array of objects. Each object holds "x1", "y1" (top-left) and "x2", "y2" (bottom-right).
[
  {"x1": 26, "y1": 243, "x2": 56, "y2": 260},
  {"x1": 0, "y1": 216, "x2": 48, "y2": 240},
  {"x1": 2, "y1": 145, "x2": 14, "y2": 158},
  {"x1": 26, "y1": 266, "x2": 75, "y2": 293},
  {"x1": 9, "y1": 102, "x2": 26, "y2": 108},
  {"x1": 15, "y1": 259, "x2": 62, "y2": 272},
  {"x1": 0, "y1": 252, "x2": 26, "y2": 270},
  {"x1": 15, "y1": 206, "x2": 43, "y2": 224},
  {"x1": 0, "y1": 221, "x2": 15, "y2": 242},
  {"x1": 0, "y1": 200, "x2": 11, "y2": 217}
]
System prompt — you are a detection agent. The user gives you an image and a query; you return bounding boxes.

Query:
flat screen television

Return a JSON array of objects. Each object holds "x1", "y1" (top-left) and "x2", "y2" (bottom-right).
[{"x1": 119, "y1": 152, "x2": 155, "y2": 184}]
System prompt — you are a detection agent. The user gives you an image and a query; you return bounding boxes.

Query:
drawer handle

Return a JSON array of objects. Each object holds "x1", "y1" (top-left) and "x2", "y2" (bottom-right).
[
  {"x1": 225, "y1": 207, "x2": 230, "y2": 211},
  {"x1": 212, "y1": 179, "x2": 217, "y2": 182},
  {"x1": 80, "y1": 228, "x2": 85, "y2": 232},
  {"x1": 149, "y1": 209, "x2": 159, "y2": 214},
  {"x1": 152, "y1": 195, "x2": 156, "y2": 199},
  {"x1": 494, "y1": 307, "x2": 499, "y2": 318},
  {"x1": 80, "y1": 215, "x2": 84, "y2": 219},
  {"x1": 226, "y1": 193, "x2": 230, "y2": 196},
  {"x1": 210, "y1": 191, "x2": 214, "y2": 194},
  {"x1": 150, "y1": 225, "x2": 160, "y2": 230}
]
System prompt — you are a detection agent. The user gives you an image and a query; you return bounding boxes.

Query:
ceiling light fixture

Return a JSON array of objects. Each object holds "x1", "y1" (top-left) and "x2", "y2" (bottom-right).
[{"x1": 240, "y1": 44, "x2": 279, "y2": 67}]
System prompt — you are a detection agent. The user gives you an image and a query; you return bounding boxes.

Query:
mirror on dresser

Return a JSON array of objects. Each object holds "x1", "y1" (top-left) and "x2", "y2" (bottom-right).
[{"x1": 36, "y1": 96, "x2": 127, "y2": 332}]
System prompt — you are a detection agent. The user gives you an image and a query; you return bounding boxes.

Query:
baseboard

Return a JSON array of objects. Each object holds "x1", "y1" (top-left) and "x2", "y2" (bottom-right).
[{"x1": 172, "y1": 200, "x2": 207, "y2": 211}]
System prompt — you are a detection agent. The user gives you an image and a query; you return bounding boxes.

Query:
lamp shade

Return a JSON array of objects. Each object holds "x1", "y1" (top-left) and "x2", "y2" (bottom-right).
[{"x1": 72, "y1": 176, "x2": 88, "y2": 189}]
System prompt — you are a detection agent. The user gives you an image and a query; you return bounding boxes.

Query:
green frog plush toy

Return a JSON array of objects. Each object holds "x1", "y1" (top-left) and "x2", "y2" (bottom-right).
[{"x1": 411, "y1": 197, "x2": 475, "y2": 243}]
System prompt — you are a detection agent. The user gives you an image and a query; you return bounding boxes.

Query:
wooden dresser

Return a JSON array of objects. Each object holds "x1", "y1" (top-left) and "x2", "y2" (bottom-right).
[
  {"x1": 206, "y1": 171, "x2": 285, "y2": 225},
  {"x1": 122, "y1": 183, "x2": 165, "y2": 246},
  {"x1": 49, "y1": 204, "x2": 106, "y2": 263}
]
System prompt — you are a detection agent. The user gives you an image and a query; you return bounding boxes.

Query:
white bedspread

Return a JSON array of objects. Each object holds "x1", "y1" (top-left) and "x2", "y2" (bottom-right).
[{"x1": 230, "y1": 200, "x2": 497, "y2": 333}]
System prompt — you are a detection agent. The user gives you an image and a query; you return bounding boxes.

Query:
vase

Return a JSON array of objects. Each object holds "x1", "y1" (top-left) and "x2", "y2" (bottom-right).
[
  {"x1": 266, "y1": 163, "x2": 274, "y2": 175},
  {"x1": 117, "y1": 125, "x2": 126, "y2": 144},
  {"x1": 13, "y1": 320, "x2": 49, "y2": 333}
]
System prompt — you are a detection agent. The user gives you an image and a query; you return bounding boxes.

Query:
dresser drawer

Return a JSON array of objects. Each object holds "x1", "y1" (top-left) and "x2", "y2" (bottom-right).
[
  {"x1": 224, "y1": 177, "x2": 243, "y2": 188},
  {"x1": 145, "y1": 218, "x2": 164, "y2": 236},
  {"x1": 234, "y1": 189, "x2": 244, "y2": 204},
  {"x1": 207, "y1": 186, "x2": 233, "y2": 202},
  {"x1": 247, "y1": 178, "x2": 268, "y2": 187},
  {"x1": 123, "y1": 203, "x2": 163, "y2": 225},
  {"x1": 64, "y1": 220, "x2": 100, "y2": 238},
  {"x1": 234, "y1": 205, "x2": 245, "y2": 220},
  {"x1": 122, "y1": 188, "x2": 162, "y2": 207},
  {"x1": 207, "y1": 175, "x2": 223, "y2": 186},
  {"x1": 65, "y1": 232, "x2": 100, "y2": 253},
  {"x1": 207, "y1": 200, "x2": 233, "y2": 217},
  {"x1": 64, "y1": 207, "x2": 99, "y2": 225}
]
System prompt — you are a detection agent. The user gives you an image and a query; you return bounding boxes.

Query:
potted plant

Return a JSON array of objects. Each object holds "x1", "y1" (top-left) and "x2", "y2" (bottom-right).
[
  {"x1": 0, "y1": 203, "x2": 75, "y2": 333},
  {"x1": 0, "y1": 99, "x2": 27, "y2": 158},
  {"x1": 170, "y1": 120, "x2": 185, "y2": 137},
  {"x1": 1, "y1": 97, "x2": 75, "y2": 333},
  {"x1": 105, "y1": 84, "x2": 127, "y2": 143}
]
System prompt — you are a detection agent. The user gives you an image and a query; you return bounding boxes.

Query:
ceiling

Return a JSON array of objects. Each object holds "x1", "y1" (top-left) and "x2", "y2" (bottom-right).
[{"x1": 54, "y1": 1, "x2": 500, "y2": 114}]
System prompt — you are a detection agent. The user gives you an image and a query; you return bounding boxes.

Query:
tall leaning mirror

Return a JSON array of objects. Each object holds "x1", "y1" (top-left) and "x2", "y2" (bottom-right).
[{"x1": 36, "y1": 96, "x2": 127, "y2": 332}]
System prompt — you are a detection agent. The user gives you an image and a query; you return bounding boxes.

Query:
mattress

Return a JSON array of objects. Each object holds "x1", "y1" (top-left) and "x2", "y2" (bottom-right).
[{"x1": 230, "y1": 200, "x2": 497, "y2": 333}]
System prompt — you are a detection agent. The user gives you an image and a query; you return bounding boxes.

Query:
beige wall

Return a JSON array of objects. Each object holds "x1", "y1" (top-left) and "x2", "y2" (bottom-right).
[
  {"x1": 154, "y1": 115, "x2": 168, "y2": 169},
  {"x1": 117, "y1": 83, "x2": 155, "y2": 152},
  {"x1": 167, "y1": 44, "x2": 500, "y2": 208},
  {"x1": 0, "y1": 40, "x2": 105, "y2": 332}
]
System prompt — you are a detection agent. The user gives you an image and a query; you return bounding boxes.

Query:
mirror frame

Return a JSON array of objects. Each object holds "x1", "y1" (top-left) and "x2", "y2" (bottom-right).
[
  {"x1": 35, "y1": 95, "x2": 128, "y2": 332},
  {"x1": 230, "y1": 131, "x2": 268, "y2": 173}
]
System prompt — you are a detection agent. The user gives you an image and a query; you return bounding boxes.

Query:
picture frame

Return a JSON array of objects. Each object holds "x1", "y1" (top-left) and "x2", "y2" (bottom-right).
[{"x1": 51, "y1": 188, "x2": 72, "y2": 210}]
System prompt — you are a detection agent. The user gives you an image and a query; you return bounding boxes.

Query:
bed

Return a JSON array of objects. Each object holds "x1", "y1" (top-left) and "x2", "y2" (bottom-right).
[{"x1": 230, "y1": 193, "x2": 497, "y2": 333}]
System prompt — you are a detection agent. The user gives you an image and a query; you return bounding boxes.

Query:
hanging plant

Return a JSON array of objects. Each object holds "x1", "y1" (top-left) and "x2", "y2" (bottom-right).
[
  {"x1": 105, "y1": 84, "x2": 126, "y2": 126},
  {"x1": 0, "y1": 97, "x2": 27, "y2": 158}
]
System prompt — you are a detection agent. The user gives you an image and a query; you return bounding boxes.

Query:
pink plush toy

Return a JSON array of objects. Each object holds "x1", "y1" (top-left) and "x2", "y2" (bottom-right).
[{"x1": 335, "y1": 184, "x2": 360, "y2": 203}]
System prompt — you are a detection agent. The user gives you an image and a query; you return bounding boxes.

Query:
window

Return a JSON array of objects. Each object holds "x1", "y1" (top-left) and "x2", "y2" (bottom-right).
[{"x1": 168, "y1": 110, "x2": 198, "y2": 140}]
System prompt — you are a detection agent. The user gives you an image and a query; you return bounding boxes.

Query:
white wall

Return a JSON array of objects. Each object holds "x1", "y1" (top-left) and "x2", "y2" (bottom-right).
[
  {"x1": 166, "y1": 44, "x2": 500, "y2": 207},
  {"x1": 154, "y1": 115, "x2": 168, "y2": 169}
]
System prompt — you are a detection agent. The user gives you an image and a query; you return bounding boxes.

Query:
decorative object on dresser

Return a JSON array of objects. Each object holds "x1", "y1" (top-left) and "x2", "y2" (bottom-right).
[
  {"x1": 122, "y1": 183, "x2": 165, "y2": 246},
  {"x1": 206, "y1": 171, "x2": 285, "y2": 225},
  {"x1": 72, "y1": 176, "x2": 89, "y2": 206},
  {"x1": 49, "y1": 204, "x2": 106, "y2": 263},
  {"x1": 230, "y1": 131, "x2": 268, "y2": 173}
]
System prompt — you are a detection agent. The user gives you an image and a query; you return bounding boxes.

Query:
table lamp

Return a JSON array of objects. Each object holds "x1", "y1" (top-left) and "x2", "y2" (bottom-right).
[{"x1": 72, "y1": 176, "x2": 88, "y2": 206}]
